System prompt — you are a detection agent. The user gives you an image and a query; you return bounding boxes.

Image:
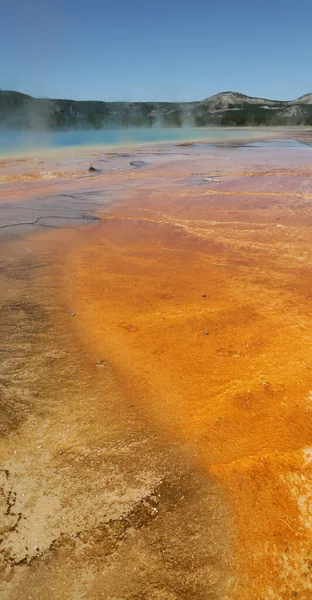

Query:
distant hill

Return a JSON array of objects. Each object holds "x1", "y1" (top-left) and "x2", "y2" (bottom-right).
[
  {"x1": 1, "y1": 90, "x2": 312, "y2": 130},
  {"x1": 293, "y1": 93, "x2": 312, "y2": 105}
]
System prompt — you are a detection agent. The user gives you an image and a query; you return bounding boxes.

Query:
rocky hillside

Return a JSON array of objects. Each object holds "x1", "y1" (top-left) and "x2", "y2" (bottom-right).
[
  {"x1": 293, "y1": 93, "x2": 312, "y2": 105},
  {"x1": 195, "y1": 92, "x2": 312, "y2": 126},
  {"x1": 1, "y1": 90, "x2": 312, "y2": 129}
]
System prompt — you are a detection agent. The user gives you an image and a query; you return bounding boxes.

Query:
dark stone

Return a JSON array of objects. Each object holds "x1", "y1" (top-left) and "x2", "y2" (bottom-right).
[{"x1": 130, "y1": 160, "x2": 148, "y2": 169}]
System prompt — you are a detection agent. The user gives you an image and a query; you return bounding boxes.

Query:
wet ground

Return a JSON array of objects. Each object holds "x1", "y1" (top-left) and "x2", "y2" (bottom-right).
[{"x1": 1, "y1": 131, "x2": 312, "y2": 599}]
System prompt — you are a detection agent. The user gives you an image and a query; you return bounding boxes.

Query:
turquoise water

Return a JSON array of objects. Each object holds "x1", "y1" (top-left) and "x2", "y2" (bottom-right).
[
  {"x1": 0, "y1": 127, "x2": 261, "y2": 155},
  {"x1": 246, "y1": 139, "x2": 309, "y2": 148}
]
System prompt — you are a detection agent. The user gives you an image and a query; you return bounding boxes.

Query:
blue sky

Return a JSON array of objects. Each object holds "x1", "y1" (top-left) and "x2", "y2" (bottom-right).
[{"x1": 1, "y1": 0, "x2": 311, "y2": 101}]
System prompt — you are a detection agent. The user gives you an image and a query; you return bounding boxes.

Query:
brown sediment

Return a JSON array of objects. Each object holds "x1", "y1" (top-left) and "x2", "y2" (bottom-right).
[
  {"x1": 1, "y1": 138, "x2": 312, "y2": 598},
  {"x1": 0, "y1": 229, "x2": 234, "y2": 599},
  {"x1": 0, "y1": 170, "x2": 89, "y2": 183}
]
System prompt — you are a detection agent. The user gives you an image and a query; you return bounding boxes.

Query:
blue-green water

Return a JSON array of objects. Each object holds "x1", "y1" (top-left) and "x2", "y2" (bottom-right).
[{"x1": 0, "y1": 127, "x2": 261, "y2": 155}]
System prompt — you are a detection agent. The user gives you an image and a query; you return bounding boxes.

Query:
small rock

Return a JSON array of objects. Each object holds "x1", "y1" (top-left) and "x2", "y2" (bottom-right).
[
  {"x1": 202, "y1": 294, "x2": 206, "y2": 298},
  {"x1": 204, "y1": 331, "x2": 209, "y2": 335},
  {"x1": 88, "y1": 165, "x2": 96, "y2": 172},
  {"x1": 130, "y1": 160, "x2": 147, "y2": 169}
]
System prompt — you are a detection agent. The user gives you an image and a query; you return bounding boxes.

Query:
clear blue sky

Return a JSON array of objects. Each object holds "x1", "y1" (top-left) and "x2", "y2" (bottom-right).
[{"x1": 1, "y1": 0, "x2": 311, "y2": 102}]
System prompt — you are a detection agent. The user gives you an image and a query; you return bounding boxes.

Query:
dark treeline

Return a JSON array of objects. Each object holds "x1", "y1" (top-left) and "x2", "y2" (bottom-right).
[{"x1": 1, "y1": 90, "x2": 312, "y2": 130}]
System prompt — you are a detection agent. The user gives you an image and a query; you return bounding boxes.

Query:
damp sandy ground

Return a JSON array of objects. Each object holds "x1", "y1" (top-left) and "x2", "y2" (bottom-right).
[{"x1": 1, "y1": 132, "x2": 312, "y2": 599}]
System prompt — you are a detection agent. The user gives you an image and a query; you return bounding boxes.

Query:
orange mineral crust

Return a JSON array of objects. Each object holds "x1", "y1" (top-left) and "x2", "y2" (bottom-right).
[{"x1": 65, "y1": 150, "x2": 312, "y2": 598}]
